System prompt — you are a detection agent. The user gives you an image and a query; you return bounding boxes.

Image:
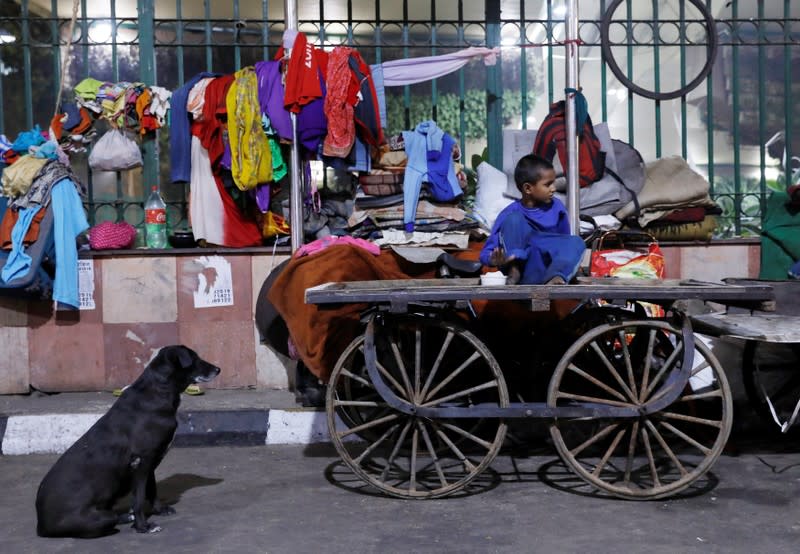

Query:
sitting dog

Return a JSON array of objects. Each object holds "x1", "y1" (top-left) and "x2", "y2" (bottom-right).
[{"x1": 36, "y1": 345, "x2": 220, "y2": 538}]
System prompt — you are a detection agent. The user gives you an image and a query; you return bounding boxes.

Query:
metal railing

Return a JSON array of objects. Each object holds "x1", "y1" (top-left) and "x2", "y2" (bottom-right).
[{"x1": 0, "y1": 0, "x2": 797, "y2": 238}]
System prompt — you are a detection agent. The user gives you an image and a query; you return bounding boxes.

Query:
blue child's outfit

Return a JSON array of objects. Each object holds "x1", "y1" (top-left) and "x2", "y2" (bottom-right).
[{"x1": 479, "y1": 197, "x2": 585, "y2": 284}]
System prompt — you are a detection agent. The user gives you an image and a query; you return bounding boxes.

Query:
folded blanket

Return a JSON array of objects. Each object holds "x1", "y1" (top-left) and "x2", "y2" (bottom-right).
[
  {"x1": 616, "y1": 156, "x2": 714, "y2": 220},
  {"x1": 267, "y1": 244, "x2": 438, "y2": 381}
]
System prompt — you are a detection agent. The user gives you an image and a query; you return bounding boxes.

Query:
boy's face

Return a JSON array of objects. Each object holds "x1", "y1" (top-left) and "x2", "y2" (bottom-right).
[{"x1": 521, "y1": 168, "x2": 557, "y2": 206}]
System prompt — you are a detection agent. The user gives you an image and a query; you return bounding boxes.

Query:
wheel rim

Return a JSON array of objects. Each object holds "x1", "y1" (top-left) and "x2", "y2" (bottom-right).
[
  {"x1": 548, "y1": 319, "x2": 732, "y2": 499},
  {"x1": 327, "y1": 314, "x2": 508, "y2": 499}
]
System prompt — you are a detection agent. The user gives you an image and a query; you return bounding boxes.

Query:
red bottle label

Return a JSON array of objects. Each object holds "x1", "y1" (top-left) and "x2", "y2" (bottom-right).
[{"x1": 145, "y1": 208, "x2": 166, "y2": 225}]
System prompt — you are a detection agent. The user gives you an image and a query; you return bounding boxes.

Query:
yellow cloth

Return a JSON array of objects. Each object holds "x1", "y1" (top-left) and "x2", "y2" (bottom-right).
[
  {"x1": 1, "y1": 155, "x2": 49, "y2": 198},
  {"x1": 226, "y1": 67, "x2": 272, "y2": 190}
]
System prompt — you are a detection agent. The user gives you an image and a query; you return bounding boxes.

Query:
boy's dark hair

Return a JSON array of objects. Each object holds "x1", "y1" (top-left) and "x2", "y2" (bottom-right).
[{"x1": 514, "y1": 154, "x2": 554, "y2": 192}]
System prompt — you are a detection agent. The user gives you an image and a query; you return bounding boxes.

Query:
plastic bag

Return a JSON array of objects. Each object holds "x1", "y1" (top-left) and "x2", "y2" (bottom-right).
[
  {"x1": 88, "y1": 128, "x2": 142, "y2": 171},
  {"x1": 590, "y1": 230, "x2": 665, "y2": 279}
]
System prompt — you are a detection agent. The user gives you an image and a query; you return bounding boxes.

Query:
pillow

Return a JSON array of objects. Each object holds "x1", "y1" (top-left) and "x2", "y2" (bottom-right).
[{"x1": 474, "y1": 161, "x2": 513, "y2": 229}]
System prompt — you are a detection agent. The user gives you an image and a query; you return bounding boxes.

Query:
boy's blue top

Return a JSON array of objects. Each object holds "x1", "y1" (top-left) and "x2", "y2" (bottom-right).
[{"x1": 479, "y1": 197, "x2": 569, "y2": 265}]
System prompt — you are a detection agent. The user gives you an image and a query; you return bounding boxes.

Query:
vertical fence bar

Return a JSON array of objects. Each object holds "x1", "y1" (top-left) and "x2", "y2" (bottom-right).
[
  {"x1": 20, "y1": 0, "x2": 33, "y2": 129},
  {"x1": 402, "y1": 0, "x2": 410, "y2": 130},
  {"x1": 319, "y1": 0, "x2": 325, "y2": 45},
  {"x1": 731, "y1": 0, "x2": 741, "y2": 234},
  {"x1": 679, "y1": 0, "x2": 687, "y2": 159},
  {"x1": 651, "y1": 0, "x2": 661, "y2": 158},
  {"x1": 233, "y1": 0, "x2": 241, "y2": 70},
  {"x1": 374, "y1": 0, "x2": 382, "y2": 64},
  {"x1": 81, "y1": 0, "x2": 88, "y2": 74},
  {"x1": 784, "y1": 0, "x2": 794, "y2": 182},
  {"x1": 262, "y1": 0, "x2": 269, "y2": 61},
  {"x1": 705, "y1": 0, "x2": 715, "y2": 195},
  {"x1": 486, "y1": 0, "x2": 503, "y2": 169},
  {"x1": 519, "y1": 0, "x2": 528, "y2": 129},
  {"x1": 346, "y1": 0, "x2": 353, "y2": 45},
  {"x1": 457, "y1": 0, "x2": 466, "y2": 154},
  {"x1": 546, "y1": 0, "x2": 554, "y2": 105},
  {"x1": 430, "y1": 2, "x2": 437, "y2": 121},
  {"x1": 51, "y1": 0, "x2": 61, "y2": 108},
  {"x1": 625, "y1": 0, "x2": 634, "y2": 145},
  {"x1": 204, "y1": 0, "x2": 212, "y2": 71},
  {"x1": 176, "y1": 0, "x2": 184, "y2": 85},
  {"x1": 757, "y1": 0, "x2": 766, "y2": 216},
  {"x1": 112, "y1": 0, "x2": 123, "y2": 223},
  {"x1": 600, "y1": 0, "x2": 607, "y2": 121}
]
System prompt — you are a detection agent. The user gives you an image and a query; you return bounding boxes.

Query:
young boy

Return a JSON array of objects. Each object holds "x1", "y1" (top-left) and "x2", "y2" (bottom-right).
[{"x1": 480, "y1": 154, "x2": 585, "y2": 284}]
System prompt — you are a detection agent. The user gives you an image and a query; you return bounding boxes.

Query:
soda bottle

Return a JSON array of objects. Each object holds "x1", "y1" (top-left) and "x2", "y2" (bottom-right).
[{"x1": 144, "y1": 185, "x2": 168, "y2": 249}]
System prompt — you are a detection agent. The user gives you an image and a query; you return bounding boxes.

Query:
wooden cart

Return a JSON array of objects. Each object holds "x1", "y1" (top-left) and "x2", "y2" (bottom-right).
[{"x1": 305, "y1": 277, "x2": 773, "y2": 500}]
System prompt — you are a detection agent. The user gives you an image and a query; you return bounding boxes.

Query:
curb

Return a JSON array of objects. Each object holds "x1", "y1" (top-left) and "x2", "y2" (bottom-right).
[{"x1": 0, "y1": 408, "x2": 341, "y2": 455}]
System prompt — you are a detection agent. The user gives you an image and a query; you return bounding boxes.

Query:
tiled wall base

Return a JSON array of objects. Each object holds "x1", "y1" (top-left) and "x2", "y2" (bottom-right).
[{"x1": 0, "y1": 244, "x2": 760, "y2": 394}]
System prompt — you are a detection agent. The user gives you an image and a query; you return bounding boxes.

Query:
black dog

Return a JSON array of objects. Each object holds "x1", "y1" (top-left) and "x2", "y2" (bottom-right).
[{"x1": 36, "y1": 345, "x2": 220, "y2": 538}]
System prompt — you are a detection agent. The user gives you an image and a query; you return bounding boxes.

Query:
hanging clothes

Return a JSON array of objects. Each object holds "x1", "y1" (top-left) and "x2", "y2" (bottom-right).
[
  {"x1": 170, "y1": 72, "x2": 218, "y2": 183},
  {"x1": 51, "y1": 179, "x2": 89, "y2": 310},
  {"x1": 378, "y1": 47, "x2": 500, "y2": 87},
  {"x1": 402, "y1": 121, "x2": 462, "y2": 232},
  {"x1": 227, "y1": 67, "x2": 273, "y2": 190},
  {"x1": 323, "y1": 46, "x2": 357, "y2": 158},
  {"x1": 198, "y1": 74, "x2": 235, "y2": 168},
  {"x1": 283, "y1": 32, "x2": 327, "y2": 114},
  {"x1": 254, "y1": 60, "x2": 292, "y2": 142},
  {"x1": 188, "y1": 134, "x2": 262, "y2": 248},
  {"x1": 348, "y1": 51, "x2": 384, "y2": 148}
]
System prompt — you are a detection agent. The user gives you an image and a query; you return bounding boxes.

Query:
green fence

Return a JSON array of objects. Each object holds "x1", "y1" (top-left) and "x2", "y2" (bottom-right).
[{"x1": 0, "y1": 0, "x2": 797, "y2": 238}]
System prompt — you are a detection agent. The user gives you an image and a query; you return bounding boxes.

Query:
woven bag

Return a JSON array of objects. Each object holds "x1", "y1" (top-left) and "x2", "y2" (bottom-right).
[{"x1": 88, "y1": 221, "x2": 137, "y2": 250}]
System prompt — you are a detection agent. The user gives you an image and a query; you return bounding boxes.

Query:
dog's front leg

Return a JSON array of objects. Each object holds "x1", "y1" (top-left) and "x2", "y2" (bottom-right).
[
  {"x1": 131, "y1": 457, "x2": 162, "y2": 533},
  {"x1": 147, "y1": 471, "x2": 176, "y2": 516}
]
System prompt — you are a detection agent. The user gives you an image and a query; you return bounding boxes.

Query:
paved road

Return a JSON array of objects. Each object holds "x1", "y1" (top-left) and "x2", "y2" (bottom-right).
[{"x1": 2, "y1": 436, "x2": 800, "y2": 554}]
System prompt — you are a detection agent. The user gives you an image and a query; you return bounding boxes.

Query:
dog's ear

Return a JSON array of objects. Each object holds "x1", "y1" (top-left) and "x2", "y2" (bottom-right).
[{"x1": 174, "y1": 346, "x2": 194, "y2": 369}]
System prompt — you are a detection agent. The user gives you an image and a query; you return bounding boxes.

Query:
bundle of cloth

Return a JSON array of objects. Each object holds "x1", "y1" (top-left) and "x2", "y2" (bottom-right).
[{"x1": 614, "y1": 156, "x2": 721, "y2": 241}]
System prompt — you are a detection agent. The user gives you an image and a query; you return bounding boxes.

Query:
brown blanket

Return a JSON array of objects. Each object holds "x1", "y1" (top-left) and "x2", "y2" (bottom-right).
[
  {"x1": 267, "y1": 244, "x2": 439, "y2": 381},
  {"x1": 268, "y1": 243, "x2": 576, "y2": 382}
]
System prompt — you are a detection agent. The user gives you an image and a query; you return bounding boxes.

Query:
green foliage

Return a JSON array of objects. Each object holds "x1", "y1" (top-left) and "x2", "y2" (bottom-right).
[{"x1": 384, "y1": 89, "x2": 537, "y2": 139}]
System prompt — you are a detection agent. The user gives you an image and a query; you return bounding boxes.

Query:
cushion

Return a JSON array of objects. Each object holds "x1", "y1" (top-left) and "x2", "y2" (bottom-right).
[{"x1": 473, "y1": 161, "x2": 513, "y2": 229}]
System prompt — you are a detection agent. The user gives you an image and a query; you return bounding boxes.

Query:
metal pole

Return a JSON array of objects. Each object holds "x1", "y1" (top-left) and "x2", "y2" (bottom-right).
[
  {"x1": 285, "y1": 0, "x2": 303, "y2": 252},
  {"x1": 564, "y1": 0, "x2": 580, "y2": 235}
]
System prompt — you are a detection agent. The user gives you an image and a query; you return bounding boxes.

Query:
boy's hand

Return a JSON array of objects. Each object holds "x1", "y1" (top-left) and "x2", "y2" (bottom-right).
[{"x1": 488, "y1": 247, "x2": 515, "y2": 268}]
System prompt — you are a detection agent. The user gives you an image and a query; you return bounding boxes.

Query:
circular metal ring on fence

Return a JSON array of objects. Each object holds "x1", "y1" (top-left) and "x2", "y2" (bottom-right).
[{"x1": 600, "y1": 0, "x2": 718, "y2": 101}]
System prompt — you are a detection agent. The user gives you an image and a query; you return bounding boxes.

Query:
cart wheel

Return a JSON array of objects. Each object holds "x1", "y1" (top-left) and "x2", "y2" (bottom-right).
[
  {"x1": 548, "y1": 319, "x2": 732, "y2": 499},
  {"x1": 742, "y1": 340, "x2": 800, "y2": 429},
  {"x1": 327, "y1": 314, "x2": 509, "y2": 499}
]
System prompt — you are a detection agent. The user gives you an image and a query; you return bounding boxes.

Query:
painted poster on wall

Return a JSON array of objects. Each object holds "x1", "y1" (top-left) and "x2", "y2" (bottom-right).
[
  {"x1": 192, "y1": 255, "x2": 234, "y2": 308},
  {"x1": 78, "y1": 259, "x2": 95, "y2": 310}
]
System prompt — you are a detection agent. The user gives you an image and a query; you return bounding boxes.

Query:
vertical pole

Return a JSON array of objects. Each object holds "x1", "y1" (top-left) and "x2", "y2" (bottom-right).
[
  {"x1": 285, "y1": 0, "x2": 303, "y2": 253},
  {"x1": 485, "y1": 0, "x2": 502, "y2": 170},
  {"x1": 564, "y1": 0, "x2": 579, "y2": 234},
  {"x1": 138, "y1": 0, "x2": 158, "y2": 192}
]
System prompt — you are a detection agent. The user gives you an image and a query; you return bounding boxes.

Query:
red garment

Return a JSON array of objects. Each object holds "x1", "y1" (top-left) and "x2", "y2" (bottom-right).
[
  {"x1": 322, "y1": 46, "x2": 358, "y2": 158},
  {"x1": 198, "y1": 75, "x2": 234, "y2": 167},
  {"x1": 349, "y1": 50, "x2": 385, "y2": 147},
  {"x1": 283, "y1": 33, "x2": 328, "y2": 114}
]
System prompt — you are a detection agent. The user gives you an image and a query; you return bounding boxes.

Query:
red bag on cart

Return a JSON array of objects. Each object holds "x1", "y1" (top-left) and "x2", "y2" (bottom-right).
[{"x1": 589, "y1": 230, "x2": 665, "y2": 279}]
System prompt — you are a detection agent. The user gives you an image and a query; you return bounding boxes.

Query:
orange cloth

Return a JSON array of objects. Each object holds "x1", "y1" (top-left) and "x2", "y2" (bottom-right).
[{"x1": 0, "y1": 206, "x2": 46, "y2": 250}]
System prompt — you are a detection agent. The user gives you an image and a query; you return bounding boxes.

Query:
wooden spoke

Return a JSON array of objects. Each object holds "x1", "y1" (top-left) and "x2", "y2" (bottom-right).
[
  {"x1": 419, "y1": 330, "x2": 454, "y2": 400},
  {"x1": 638, "y1": 329, "x2": 657, "y2": 401},
  {"x1": 590, "y1": 341, "x2": 638, "y2": 403},
  {"x1": 389, "y1": 336, "x2": 414, "y2": 399},
  {"x1": 409, "y1": 427, "x2": 419, "y2": 493},
  {"x1": 640, "y1": 426, "x2": 661, "y2": 488},
  {"x1": 659, "y1": 411, "x2": 723, "y2": 428},
  {"x1": 624, "y1": 420, "x2": 640, "y2": 485},
  {"x1": 432, "y1": 422, "x2": 476, "y2": 473},
  {"x1": 374, "y1": 358, "x2": 409, "y2": 400},
  {"x1": 555, "y1": 391, "x2": 636, "y2": 408},
  {"x1": 414, "y1": 328, "x2": 422, "y2": 400},
  {"x1": 645, "y1": 420, "x2": 688, "y2": 477},
  {"x1": 380, "y1": 420, "x2": 414, "y2": 481},
  {"x1": 420, "y1": 380, "x2": 498, "y2": 408},
  {"x1": 334, "y1": 399, "x2": 385, "y2": 408},
  {"x1": 423, "y1": 351, "x2": 482, "y2": 403},
  {"x1": 643, "y1": 340, "x2": 684, "y2": 398},
  {"x1": 417, "y1": 421, "x2": 448, "y2": 487},
  {"x1": 657, "y1": 420, "x2": 713, "y2": 455},
  {"x1": 591, "y1": 427, "x2": 627, "y2": 478},
  {"x1": 438, "y1": 421, "x2": 494, "y2": 451},
  {"x1": 569, "y1": 422, "x2": 621, "y2": 457},
  {"x1": 353, "y1": 423, "x2": 400, "y2": 465},
  {"x1": 617, "y1": 329, "x2": 638, "y2": 398},
  {"x1": 565, "y1": 363, "x2": 630, "y2": 403},
  {"x1": 678, "y1": 389, "x2": 723, "y2": 402},
  {"x1": 338, "y1": 413, "x2": 400, "y2": 439}
]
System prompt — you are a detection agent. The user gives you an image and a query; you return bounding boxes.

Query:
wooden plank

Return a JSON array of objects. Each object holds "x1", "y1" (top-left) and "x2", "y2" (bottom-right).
[
  {"x1": 691, "y1": 313, "x2": 800, "y2": 343},
  {"x1": 305, "y1": 277, "x2": 774, "y2": 308}
]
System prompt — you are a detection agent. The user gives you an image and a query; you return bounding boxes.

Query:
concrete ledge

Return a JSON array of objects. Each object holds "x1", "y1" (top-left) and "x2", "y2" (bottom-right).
[{"x1": 0, "y1": 390, "x2": 339, "y2": 455}]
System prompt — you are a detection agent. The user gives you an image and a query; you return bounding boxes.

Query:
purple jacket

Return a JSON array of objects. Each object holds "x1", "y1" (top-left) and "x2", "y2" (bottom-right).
[{"x1": 254, "y1": 61, "x2": 293, "y2": 141}]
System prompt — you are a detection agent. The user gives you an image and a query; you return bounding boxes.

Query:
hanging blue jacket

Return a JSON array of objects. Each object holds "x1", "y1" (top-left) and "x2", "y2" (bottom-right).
[
  {"x1": 169, "y1": 72, "x2": 218, "y2": 183},
  {"x1": 402, "y1": 120, "x2": 462, "y2": 232}
]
